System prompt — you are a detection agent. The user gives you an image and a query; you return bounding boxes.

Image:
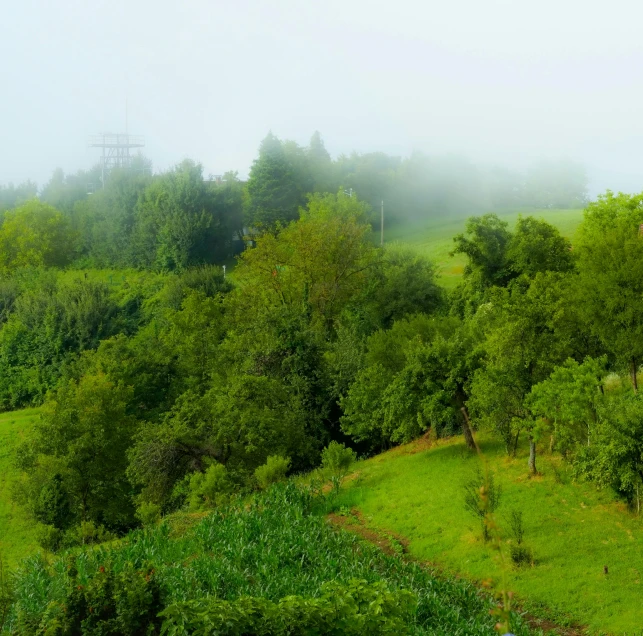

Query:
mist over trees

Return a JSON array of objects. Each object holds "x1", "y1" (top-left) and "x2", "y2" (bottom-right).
[{"x1": 0, "y1": 129, "x2": 614, "y2": 556}]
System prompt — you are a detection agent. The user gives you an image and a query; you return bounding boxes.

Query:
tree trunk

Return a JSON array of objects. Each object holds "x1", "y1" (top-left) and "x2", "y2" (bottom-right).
[
  {"x1": 631, "y1": 358, "x2": 639, "y2": 393},
  {"x1": 511, "y1": 432, "x2": 520, "y2": 457},
  {"x1": 460, "y1": 406, "x2": 476, "y2": 450},
  {"x1": 528, "y1": 439, "x2": 537, "y2": 475}
]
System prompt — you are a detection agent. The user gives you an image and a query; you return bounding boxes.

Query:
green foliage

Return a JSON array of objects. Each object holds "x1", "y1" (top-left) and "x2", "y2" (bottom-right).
[
  {"x1": 0, "y1": 200, "x2": 76, "y2": 271},
  {"x1": 321, "y1": 441, "x2": 356, "y2": 493},
  {"x1": 463, "y1": 468, "x2": 502, "y2": 541},
  {"x1": 136, "y1": 502, "x2": 161, "y2": 527},
  {"x1": 254, "y1": 455, "x2": 291, "y2": 490},
  {"x1": 527, "y1": 357, "x2": 606, "y2": 454},
  {"x1": 508, "y1": 509, "x2": 525, "y2": 545},
  {"x1": 509, "y1": 544, "x2": 533, "y2": 567},
  {"x1": 573, "y1": 391, "x2": 643, "y2": 510},
  {"x1": 245, "y1": 132, "x2": 307, "y2": 228},
  {"x1": 188, "y1": 463, "x2": 233, "y2": 511},
  {"x1": 15, "y1": 559, "x2": 162, "y2": 635},
  {"x1": 17, "y1": 373, "x2": 138, "y2": 531},
  {"x1": 32, "y1": 473, "x2": 70, "y2": 530},
  {"x1": 160, "y1": 579, "x2": 416, "y2": 635},
  {"x1": 8, "y1": 484, "x2": 533, "y2": 635},
  {"x1": 452, "y1": 214, "x2": 513, "y2": 289},
  {"x1": 574, "y1": 191, "x2": 643, "y2": 387}
]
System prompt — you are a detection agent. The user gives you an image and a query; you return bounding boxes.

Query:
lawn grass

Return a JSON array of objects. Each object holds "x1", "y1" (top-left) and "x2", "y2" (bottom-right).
[
  {"x1": 0, "y1": 408, "x2": 40, "y2": 567},
  {"x1": 335, "y1": 433, "x2": 643, "y2": 634},
  {"x1": 385, "y1": 208, "x2": 585, "y2": 288}
]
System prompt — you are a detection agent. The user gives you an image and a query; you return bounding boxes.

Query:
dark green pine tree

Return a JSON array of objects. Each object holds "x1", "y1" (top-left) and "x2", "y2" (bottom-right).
[{"x1": 245, "y1": 132, "x2": 305, "y2": 229}]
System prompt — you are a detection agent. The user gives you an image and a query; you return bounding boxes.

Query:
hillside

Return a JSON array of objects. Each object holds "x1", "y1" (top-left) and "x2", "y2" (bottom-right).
[
  {"x1": 386, "y1": 208, "x2": 584, "y2": 287},
  {"x1": 5, "y1": 484, "x2": 537, "y2": 634},
  {"x1": 0, "y1": 409, "x2": 39, "y2": 567},
  {"x1": 335, "y1": 433, "x2": 643, "y2": 634}
]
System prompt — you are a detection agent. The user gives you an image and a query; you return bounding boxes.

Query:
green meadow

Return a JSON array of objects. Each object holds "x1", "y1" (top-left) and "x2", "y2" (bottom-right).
[{"x1": 336, "y1": 433, "x2": 643, "y2": 634}]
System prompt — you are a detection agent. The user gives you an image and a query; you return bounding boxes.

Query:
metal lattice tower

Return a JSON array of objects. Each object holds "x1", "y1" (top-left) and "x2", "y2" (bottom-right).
[{"x1": 89, "y1": 132, "x2": 145, "y2": 188}]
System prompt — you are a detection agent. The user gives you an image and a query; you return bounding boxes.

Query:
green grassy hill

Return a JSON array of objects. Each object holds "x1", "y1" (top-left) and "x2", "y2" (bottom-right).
[
  {"x1": 335, "y1": 433, "x2": 643, "y2": 634},
  {"x1": 386, "y1": 208, "x2": 585, "y2": 287},
  {"x1": 0, "y1": 409, "x2": 40, "y2": 567}
]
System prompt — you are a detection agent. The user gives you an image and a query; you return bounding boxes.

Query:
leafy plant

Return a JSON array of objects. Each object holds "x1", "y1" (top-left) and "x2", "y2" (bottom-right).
[
  {"x1": 255, "y1": 455, "x2": 291, "y2": 490},
  {"x1": 321, "y1": 441, "x2": 357, "y2": 495},
  {"x1": 463, "y1": 468, "x2": 502, "y2": 542}
]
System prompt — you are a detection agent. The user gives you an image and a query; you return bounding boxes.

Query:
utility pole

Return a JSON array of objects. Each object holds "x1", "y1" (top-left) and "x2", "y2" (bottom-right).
[{"x1": 380, "y1": 200, "x2": 384, "y2": 246}]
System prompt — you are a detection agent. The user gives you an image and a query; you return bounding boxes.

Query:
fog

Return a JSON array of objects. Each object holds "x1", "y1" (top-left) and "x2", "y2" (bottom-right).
[{"x1": 2, "y1": 0, "x2": 643, "y2": 196}]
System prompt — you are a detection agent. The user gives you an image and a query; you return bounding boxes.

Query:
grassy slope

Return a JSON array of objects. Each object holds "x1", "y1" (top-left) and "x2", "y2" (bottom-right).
[
  {"x1": 386, "y1": 208, "x2": 585, "y2": 288},
  {"x1": 336, "y1": 434, "x2": 643, "y2": 634},
  {"x1": 0, "y1": 409, "x2": 40, "y2": 567}
]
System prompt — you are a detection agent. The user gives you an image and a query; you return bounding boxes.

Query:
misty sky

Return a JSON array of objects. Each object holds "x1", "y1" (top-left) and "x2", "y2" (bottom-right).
[{"x1": 2, "y1": 0, "x2": 643, "y2": 195}]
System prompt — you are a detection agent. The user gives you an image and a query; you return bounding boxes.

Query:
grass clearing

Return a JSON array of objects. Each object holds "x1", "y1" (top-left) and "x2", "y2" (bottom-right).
[
  {"x1": 385, "y1": 208, "x2": 584, "y2": 287},
  {"x1": 0, "y1": 408, "x2": 40, "y2": 567},
  {"x1": 335, "y1": 433, "x2": 643, "y2": 634}
]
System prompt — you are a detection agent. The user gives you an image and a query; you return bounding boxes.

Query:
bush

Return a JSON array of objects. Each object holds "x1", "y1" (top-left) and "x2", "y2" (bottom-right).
[
  {"x1": 17, "y1": 559, "x2": 162, "y2": 635},
  {"x1": 66, "y1": 520, "x2": 117, "y2": 548},
  {"x1": 255, "y1": 455, "x2": 291, "y2": 490},
  {"x1": 321, "y1": 441, "x2": 357, "y2": 494},
  {"x1": 135, "y1": 501, "x2": 161, "y2": 527},
  {"x1": 160, "y1": 579, "x2": 416, "y2": 635},
  {"x1": 463, "y1": 468, "x2": 502, "y2": 542},
  {"x1": 35, "y1": 524, "x2": 63, "y2": 552},
  {"x1": 509, "y1": 509, "x2": 525, "y2": 545},
  {"x1": 510, "y1": 544, "x2": 533, "y2": 567},
  {"x1": 188, "y1": 463, "x2": 233, "y2": 511}
]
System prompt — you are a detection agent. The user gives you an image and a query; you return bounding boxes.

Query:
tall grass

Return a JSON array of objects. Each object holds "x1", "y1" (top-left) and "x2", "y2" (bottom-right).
[{"x1": 6, "y1": 483, "x2": 539, "y2": 634}]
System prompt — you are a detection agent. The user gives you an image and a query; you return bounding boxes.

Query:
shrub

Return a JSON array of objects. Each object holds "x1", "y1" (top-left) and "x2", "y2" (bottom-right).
[
  {"x1": 509, "y1": 509, "x2": 525, "y2": 545},
  {"x1": 135, "y1": 501, "x2": 162, "y2": 527},
  {"x1": 35, "y1": 524, "x2": 63, "y2": 552},
  {"x1": 510, "y1": 544, "x2": 533, "y2": 567},
  {"x1": 321, "y1": 441, "x2": 357, "y2": 494},
  {"x1": 160, "y1": 579, "x2": 416, "y2": 635},
  {"x1": 188, "y1": 463, "x2": 233, "y2": 511},
  {"x1": 255, "y1": 455, "x2": 291, "y2": 490},
  {"x1": 17, "y1": 559, "x2": 162, "y2": 635},
  {"x1": 65, "y1": 520, "x2": 117, "y2": 548},
  {"x1": 463, "y1": 468, "x2": 501, "y2": 542}
]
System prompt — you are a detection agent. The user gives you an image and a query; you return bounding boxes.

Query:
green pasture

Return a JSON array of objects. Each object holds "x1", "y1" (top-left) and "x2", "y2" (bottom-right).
[
  {"x1": 0, "y1": 409, "x2": 40, "y2": 567},
  {"x1": 336, "y1": 433, "x2": 643, "y2": 634},
  {"x1": 385, "y1": 208, "x2": 585, "y2": 287}
]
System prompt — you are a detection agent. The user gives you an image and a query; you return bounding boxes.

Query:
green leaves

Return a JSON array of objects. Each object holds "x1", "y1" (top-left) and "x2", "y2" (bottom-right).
[{"x1": 160, "y1": 579, "x2": 416, "y2": 635}]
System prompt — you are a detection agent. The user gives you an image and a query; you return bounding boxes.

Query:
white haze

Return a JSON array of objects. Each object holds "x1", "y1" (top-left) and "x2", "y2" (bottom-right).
[{"x1": 2, "y1": 0, "x2": 643, "y2": 196}]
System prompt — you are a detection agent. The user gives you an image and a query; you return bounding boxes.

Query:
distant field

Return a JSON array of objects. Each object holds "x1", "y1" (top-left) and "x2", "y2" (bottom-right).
[
  {"x1": 336, "y1": 433, "x2": 643, "y2": 634},
  {"x1": 386, "y1": 208, "x2": 585, "y2": 288},
  {"x1": 0, "y1": 408, "x2": 39, "y2": 567}
]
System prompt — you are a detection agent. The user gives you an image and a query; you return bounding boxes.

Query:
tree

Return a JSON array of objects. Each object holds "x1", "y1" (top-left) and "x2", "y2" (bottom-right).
[
  {"x1": 245, "y1": 132, "x2": 305, "y2": 228},
  {"x1": 133, "y1": 160, "x2": 229, "y2": 270},
  {"x1": 575, "y1": 191, "x2": 643, "y2": 391},
  {"x1": 70, "y1": 164, "x2": 152, "y2": 267},
  {"x1": 451, "y1": 214, "x2": 513, "y2": 290},
  {"x1": 0, "y1": 181, "x2": 37, "y2": 212},
  {"x1": 506, "y1": 215, "x2": 574, "y2": 277},
  {"x1": 0, "y1": 200, "x2": 76, "y2": 271},
  {"x1": 574, "y1": 391, "x2": 643, "y2": 513},
  {"x1": 19, "y1": 373, "x2": 138, "y2": 530},
  {"x1": 469, "y1": 274, "x2": 573, "y2": 471},
  {"x1": 366, "y1": 244, "x2": 444, "y2": 328},
  {"x1": 527, "y1": 357, "x2": 606, "y2": 455},
  {"x1": 321, "y1": 441, "x2": 356, "y2": 494},
  {"x1": 233, "y1": 191, "x2": 376, "y2": 333}
]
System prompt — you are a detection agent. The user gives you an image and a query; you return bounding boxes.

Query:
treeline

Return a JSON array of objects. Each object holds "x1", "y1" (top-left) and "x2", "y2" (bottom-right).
[{"x1": 1, "y1": 133, "x2": 588, "y2": 265}]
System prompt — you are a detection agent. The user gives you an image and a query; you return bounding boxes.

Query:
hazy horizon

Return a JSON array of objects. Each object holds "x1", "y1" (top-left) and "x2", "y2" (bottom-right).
[{"x1": 3, "y1": 0, "x2": 643, "y2": 197}]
